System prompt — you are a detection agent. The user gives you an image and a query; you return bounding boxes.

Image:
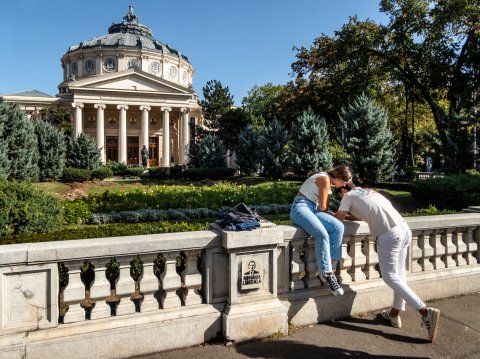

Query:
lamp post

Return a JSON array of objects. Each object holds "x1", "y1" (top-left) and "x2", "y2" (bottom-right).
[{"x1": 473, "y1": 91, "x2": 478, "y2": 170}]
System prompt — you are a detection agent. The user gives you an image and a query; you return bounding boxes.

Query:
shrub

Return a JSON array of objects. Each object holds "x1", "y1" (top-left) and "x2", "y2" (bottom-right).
[
  {"x1": 65, "y1": 132, "x2": 101, "y2": 170},
  {"x1": 61, "y1": 167, "x2": 92, "y2": 183},
  {"x1": 0, "y1": 179, "x2": 64, "y2": 236},
  {"x1": 91, "y1": 166, "x2": 114, "y2": 180},
  {"x1": 106, "y1": 161, "x2": 128, "y2": 176},
  {"x1": 125, "y1": 167, "x2": 146, "y2": 177},
  {"x1": 409, "y1": 173, "x2": 480, "y2": 211}
]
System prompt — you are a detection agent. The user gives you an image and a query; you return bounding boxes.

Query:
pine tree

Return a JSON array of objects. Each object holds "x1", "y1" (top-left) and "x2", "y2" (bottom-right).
[
  {"x1": 341, "y1": 94, "x2": 396, "y2": 184},
  {"x1": 200, "y1": 80, "x2": 234, "y2": 130},
  {"x1": 66, "y1": 132, "x2": 101, "y2": 170},
  {"x1": 35, "y1": 119, "x2": 67, "y2": 181},
  {"x1": 0, "y1": 106, "x2": 11, "y2": 179},
  {"x1": 258, "y1": 119, "x2": 288, "y2": 179},
  {"x1": 189, "y1": 133, "x2": 227, "y2": 168},
  {"x1": 289, "y1": 107, "x2": 332, "y2": 177},
  {"x1": 0, "y1": 99, "x2": 39, "y2": 181},
  {"x1": 235, "y1": 125, "x2": 261, "y2": 175}
]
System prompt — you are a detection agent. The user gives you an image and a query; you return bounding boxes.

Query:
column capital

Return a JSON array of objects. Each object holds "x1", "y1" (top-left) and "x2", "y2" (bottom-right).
[
  {"x1": 94, "y1": 104, "x2": 106, "y2": 110},
  {"x1": 72, "y1": 102, "x2": 84, "y2": 109},
  {"x1": 180, "y1": 107, "x2": 190, "y2": 113},
  {"x1": 139, "y1": 105, "x2": 151, "y2": 111},
  {"x1": 117, "y1": 104, "x2": 129, "y2": 110},
  {"x1": 161, "y1": 106, "x2": 172, "y2": 112}
]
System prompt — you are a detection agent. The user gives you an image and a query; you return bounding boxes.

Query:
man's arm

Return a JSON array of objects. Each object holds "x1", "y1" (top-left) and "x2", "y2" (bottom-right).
[{"x1": 335, "y1": 210, "x2": 361, "y2": 221}]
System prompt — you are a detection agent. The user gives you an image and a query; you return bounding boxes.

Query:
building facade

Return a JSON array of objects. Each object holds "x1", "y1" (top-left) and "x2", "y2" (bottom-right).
[{"x1": 2, "y1": 6, "x2": 202, "y2": 167}]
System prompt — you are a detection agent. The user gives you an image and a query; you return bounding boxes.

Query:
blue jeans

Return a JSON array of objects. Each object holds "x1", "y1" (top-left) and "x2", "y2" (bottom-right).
[{"x1": 290, "y1": 195, "x2": 344, "y2": 273}]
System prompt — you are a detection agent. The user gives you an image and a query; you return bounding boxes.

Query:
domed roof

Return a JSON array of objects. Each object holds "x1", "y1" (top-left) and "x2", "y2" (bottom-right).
[{"x1": 67, "y1": 5, "x2": 189, "y2": 62}]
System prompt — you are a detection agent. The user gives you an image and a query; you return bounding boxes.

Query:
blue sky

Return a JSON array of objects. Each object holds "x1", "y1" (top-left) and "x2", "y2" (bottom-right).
[{"x1": 0, "y1": 0, "x2": 387, "y2": 106}]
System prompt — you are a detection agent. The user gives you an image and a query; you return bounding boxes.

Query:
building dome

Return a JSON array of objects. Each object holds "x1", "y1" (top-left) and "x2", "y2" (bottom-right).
[
  {"x1": 60, "y1": 5, "x2": 193, "y2": 88},
  {"x1": 67, "y1": 5, "x2": 188, "y2": 62}
]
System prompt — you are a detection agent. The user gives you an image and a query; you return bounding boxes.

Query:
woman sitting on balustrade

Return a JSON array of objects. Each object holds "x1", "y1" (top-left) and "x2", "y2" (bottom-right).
[{"x1": 290, "y1": 165, "x2": 351, "y2": 296}]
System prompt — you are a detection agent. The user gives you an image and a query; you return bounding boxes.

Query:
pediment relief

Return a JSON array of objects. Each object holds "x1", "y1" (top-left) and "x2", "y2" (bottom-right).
[{"x1": 69, "y1": 70, "x2": 191, "y2": 95}]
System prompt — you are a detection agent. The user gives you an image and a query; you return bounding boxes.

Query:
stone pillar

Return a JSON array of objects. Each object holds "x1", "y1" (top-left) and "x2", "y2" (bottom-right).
[
  {"x1": 117, "y1": 105, "x2": 129, "y2": 164},
  {"x1": 180, "y1": 108, "x2": 190, "y2": 165},
  {"x1": 140, "y1": 106, "x2": 151, "y2": 155},
  {"x1": 72, "y1": 102, "x2": 84, "y2": 138},
  {"x1": 214, "y1": 222, "x2": 288, "y2": 342},
  {"x1": 94, "y1": 104, "x2": 106, "y2": 163},
  {"x1": 161, "y1": 107, "x2": 171, "y2": 167}
]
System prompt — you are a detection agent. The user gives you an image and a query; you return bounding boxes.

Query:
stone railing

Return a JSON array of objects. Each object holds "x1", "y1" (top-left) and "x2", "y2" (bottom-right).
[{"x1": 1, "y1": 213, "x2": 480, "y2": 359}]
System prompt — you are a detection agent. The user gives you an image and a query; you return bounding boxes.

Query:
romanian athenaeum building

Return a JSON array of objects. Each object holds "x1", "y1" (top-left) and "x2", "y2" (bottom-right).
[{"x1": 1, "y1": 6, "x2": 202, "y2": 167}]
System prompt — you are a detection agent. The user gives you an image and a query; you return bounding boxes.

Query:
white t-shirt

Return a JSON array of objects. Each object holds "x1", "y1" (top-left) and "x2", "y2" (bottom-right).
[
  {"x1": 299, "y1": 172, "x2": 332, "y2": 203},
  {"x1": 338, "y1": 187, "x2": 404, "y2": 238}
]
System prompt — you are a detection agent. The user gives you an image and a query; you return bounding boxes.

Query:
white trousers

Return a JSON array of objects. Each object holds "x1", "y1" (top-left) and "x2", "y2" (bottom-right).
[{"x1": 377, "y1": 221, "x2": 426, "y2": 311}]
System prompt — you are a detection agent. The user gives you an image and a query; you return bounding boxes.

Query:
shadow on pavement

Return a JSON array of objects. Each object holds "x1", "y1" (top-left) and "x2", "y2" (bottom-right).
[{"x1": 235, "y1": 339, "x2": 429, "y2": 359}]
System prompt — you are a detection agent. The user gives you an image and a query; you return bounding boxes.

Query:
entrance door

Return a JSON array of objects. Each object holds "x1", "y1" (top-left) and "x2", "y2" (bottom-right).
[
  {"x1": 127, "y1": 136, "x2": 139, "y2": 165},
  {"x1": 149, "y1": 137, "x2": 158, "y2": 166},
  {"x1": 106, "y1": 136, "x2": 118, "y2": 162}
]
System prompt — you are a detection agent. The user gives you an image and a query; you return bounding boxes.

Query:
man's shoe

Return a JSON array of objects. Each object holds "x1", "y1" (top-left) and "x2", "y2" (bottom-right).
[
  {"x1": 322, "y1": 272, "x2": 344, "y2": 296},
  {"x1": 421, "y1": 307, "x2": 440, "y2": 342},
  {"x1": 381, "y1": 310, "x2": 402, "y2": 328}
]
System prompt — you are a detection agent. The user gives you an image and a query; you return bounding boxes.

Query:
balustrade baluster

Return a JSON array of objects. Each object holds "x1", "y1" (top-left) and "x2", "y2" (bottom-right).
[
  {"x1": 79, "y1": 260, "x2": 96, "y2": 320},
  {"x1": 453, "y1": 228, "x2": 468, "y2": 266},
  {"x1": 339, "y1": 237, "x2": 353, "y2": 284},
  {"x1": 89, "y1": 258, "x2": 110, "y2": 320},
  {"x1": 139, "y1": 254, "x2": 161, "y2": 312},
  {"x1": 350, "y1": 235, "x2": 367, "y2": 282},
  {"x1": 182, "y1": 250, "x2": 203, "y2": 306},
  {"x1": 465, "y1": 227, "x2": 479, "y2": 264},
  {"x1": 304, "y1": 237, "x2": 321, "y2": 288},
  {"x1": 160, "y1": 252, "x2": 182, "y2": 309},
  {"x1": 411, "y1": 230, "x2": 423, "y2": 272},
  {"x1": 62, "y1": 260, "x2": 88, "y2": 324},
  {"x1": 363, "y1": 235, "x2": 380, "y2": 279},
  {"x1": 115, "y1": 256, "x2": 137, "y2": 316},
  {"x1": 429, "y1": 229, "x2": 443, "y2": 270},
  {"x1": 442, "y1": 228, "x2": 457, "y2": 268},
  {"x1": 290, "y1": 239, "x2": 305, "y2": 291}
]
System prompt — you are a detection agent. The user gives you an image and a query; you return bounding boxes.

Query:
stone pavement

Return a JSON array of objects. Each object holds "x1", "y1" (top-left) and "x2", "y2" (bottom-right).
[{"x1": 135, "y1": 292, "x2": 480, "y2": 359}]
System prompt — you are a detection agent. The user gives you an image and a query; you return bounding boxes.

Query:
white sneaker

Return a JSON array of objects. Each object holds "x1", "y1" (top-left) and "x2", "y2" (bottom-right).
[
  {"x1": 381, "y1": 310, "x2": 402, "y2": 328},
  {"x1": 421, "y1": 307, "x2": 440, "y2": 342}
]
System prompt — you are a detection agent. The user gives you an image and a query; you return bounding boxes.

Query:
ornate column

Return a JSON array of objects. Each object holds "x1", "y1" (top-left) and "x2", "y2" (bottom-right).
[
  {"x1": 161, "y1": 107, "x2": 172, "y2": 167},
  {"x1": 139, "y1": 106, "x2": 150, "y2": 163},
  {"x1": 117, "y1": 105, "x2": 129, "y2": 164},
  {"x1": 72, "y1": 102, "x2": 84, "y2": 138},
  {"x1": 180, "y1": 108, "x2": 190, "y2": 165},
  {"x1": 94, "y1": 104, "x2": 106, "y2": 163}
]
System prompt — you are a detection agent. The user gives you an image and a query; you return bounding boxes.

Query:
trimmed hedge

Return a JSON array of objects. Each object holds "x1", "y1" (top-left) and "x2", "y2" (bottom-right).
[
  {"x1": 409, "y1": 173, "x2": 480, "y2": 211},
  {"x1": 91, "y1": 166, "x2": 114, "y2": 180},
  {"x1": 0, "y1": 180, "x2": 64, "y2": 236},
  {"x1": 182, "y1": 167, "x2": 236, "y2": 180},
  {"x1": 61, "y1": 167, "x2": 92, "y2": 182}
]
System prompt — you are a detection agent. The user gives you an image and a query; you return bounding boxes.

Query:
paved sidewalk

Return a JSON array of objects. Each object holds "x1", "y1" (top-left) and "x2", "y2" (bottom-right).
[{"x1": 135, "y1": 292, "x2": 480, "y2": 359}]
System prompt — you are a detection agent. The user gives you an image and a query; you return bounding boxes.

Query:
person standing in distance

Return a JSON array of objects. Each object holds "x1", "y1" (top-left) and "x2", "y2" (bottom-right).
[
  {"x1": 290, "y1": 165, "x2": 352, "y2": 296},
  {"x1": 334, "y1": 183, "x2": 441, "y2": 342}
]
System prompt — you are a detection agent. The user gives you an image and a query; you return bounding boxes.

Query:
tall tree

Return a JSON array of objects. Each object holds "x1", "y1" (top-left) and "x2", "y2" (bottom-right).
[
  {"x1": 235, "y1": 125, "x2": 261, "y2": 175},
  {"x1": 34, "y1": 119, "x2": 67, "y2": 181},
  {"x1": 289, "y1": 107, "x2": 333, "y2": 177},
  {"x1": 0, "y1": 99, "x2": 39, "y2": 181},
  {"x1": 217, "y1": 107, "x2": 251, "y2": 151},
  {"x1": 200, "y1": 80, "x2": 234, "y2": 129},
  {"x1": 341, "y1": 94, "x2": 396, "y2": 185},
  {"x1": 40, "y1": 106, "x2": 73, "y2": 136},
  {"x1": 258, "y1": 119, "x2": 289, "y2": 179},
  {"x1": 65, "y1": 132, "x2": 101, "y2": 170},
  {"x1": 292, "y1": 0, "x2": 480, "y2": 172},
  {"x1": 0, "y1": 105, "x2": 11, "y2": 179},
  {"x1": 241, "y1": 83, "x2": 283, "y2": 127}
]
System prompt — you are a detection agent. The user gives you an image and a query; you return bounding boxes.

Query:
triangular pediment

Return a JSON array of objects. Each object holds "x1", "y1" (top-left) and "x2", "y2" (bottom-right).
[{"x1": 67, "y1": 69, "x2": 192, "y2": 95}]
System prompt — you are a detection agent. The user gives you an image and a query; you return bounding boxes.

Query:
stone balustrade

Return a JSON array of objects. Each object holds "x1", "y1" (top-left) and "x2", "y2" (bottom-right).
[{"x1": 1, "y1": 214, "x2": 480, "y2": 359}]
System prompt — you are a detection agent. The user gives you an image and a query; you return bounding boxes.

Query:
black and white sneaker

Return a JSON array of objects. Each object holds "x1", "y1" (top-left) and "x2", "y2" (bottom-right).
[
  {"x1": 421, "y1": 307, "x2": 440, "y2": 342},
  {"x1": 322, "y1": 272, "x2": 344, "y2": 296}
]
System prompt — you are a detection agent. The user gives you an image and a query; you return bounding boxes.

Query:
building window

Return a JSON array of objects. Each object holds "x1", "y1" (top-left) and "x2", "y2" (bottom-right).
[
  {"x1": 85, "y1": 59, "x2": 95, "y2": 72},
  {"x1": 71, "y1": 62, "x2": 78, "y2": 75},
  {"x1": 104, "y1": 58, "x2": 115, "y2": 71}
]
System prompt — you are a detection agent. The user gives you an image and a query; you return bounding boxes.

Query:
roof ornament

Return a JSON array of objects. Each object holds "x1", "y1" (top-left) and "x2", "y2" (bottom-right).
[{"x1": 123, "y1": 5, "x2": 139, "y2": 24}]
